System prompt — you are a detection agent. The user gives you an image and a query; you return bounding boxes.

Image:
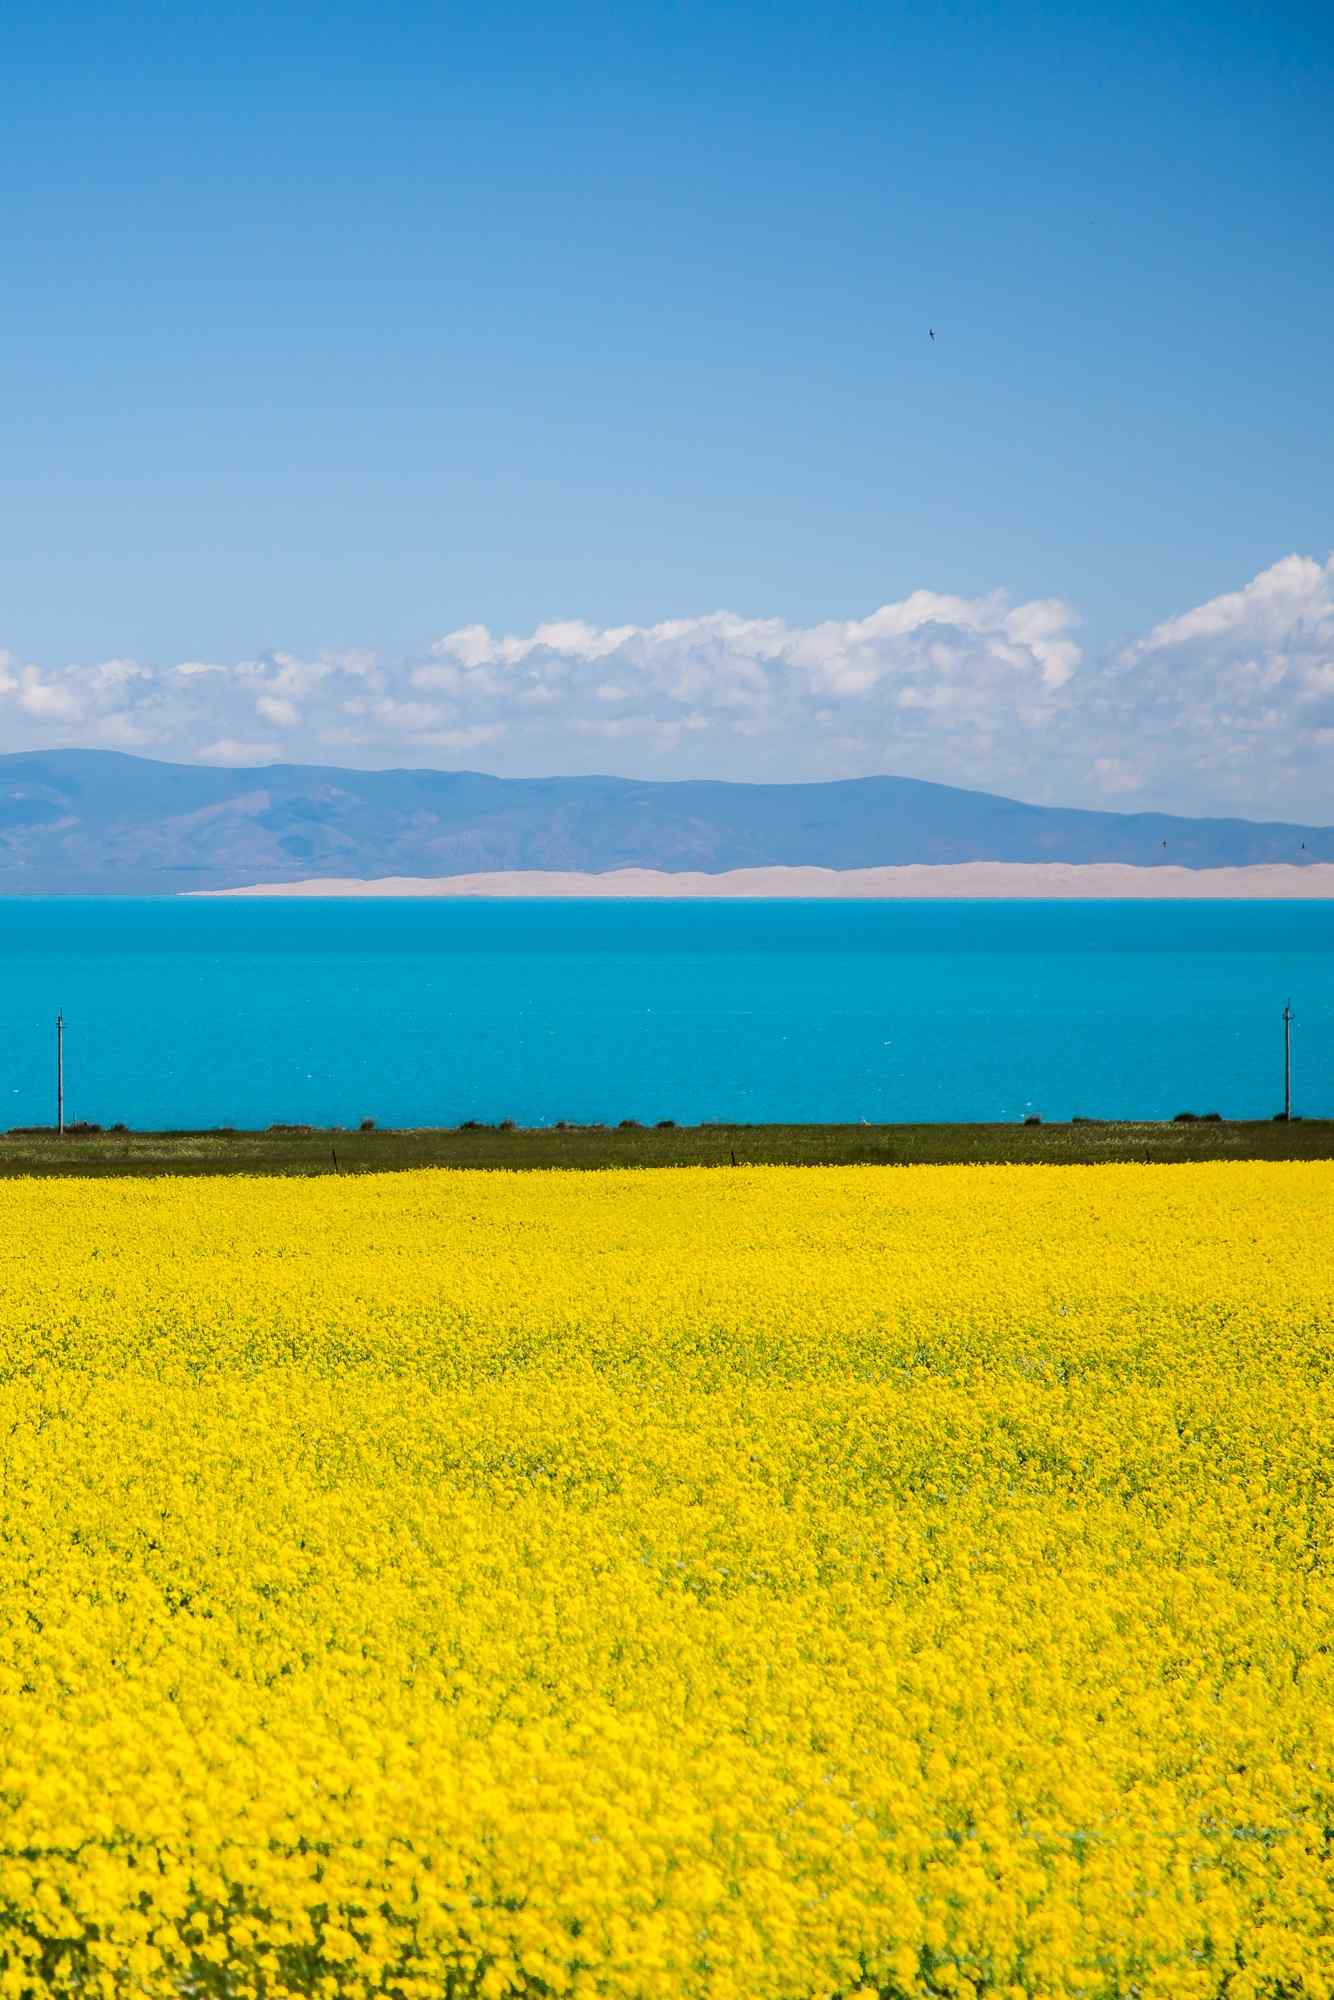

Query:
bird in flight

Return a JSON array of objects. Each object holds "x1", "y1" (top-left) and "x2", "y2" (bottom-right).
[{"x1": 929, "y1": 328, "x2": 935, "y2": 340}]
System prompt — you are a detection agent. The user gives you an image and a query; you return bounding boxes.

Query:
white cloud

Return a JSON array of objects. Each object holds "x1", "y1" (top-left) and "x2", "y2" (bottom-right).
[
  {"x1": 17, "y1": 669, "x2": 84, "y2": 721},
  {"x1": 418, "y1": 724, "x2": 507, "y2": 751},
  {"x1": 370, "y1": 699, "x2": 447, "y2": 733},
  {"x1": 256, "y1": 694, "x2": 300, "y2": 727},
  {"x1": 415, "y1": 589, "x2": 1084, "y2": 790},
  {"x1": 1090, "y1": 756, "x2": 1144, "y2": 796},
  {"x1": 195, "y1": 738, "x2": 282, "y2": 766},
  {"x1": 1135, "y1": 554, "x2": 1333, "y2": 652},
  {"x1": 0, "y1": 558, "x2": 1331, "y2": 817},
  {"x1": 92, "y1": 712, "x2": 154, "y2": 748},
  {"x1": 1096, "y1": 553, "x2": 1334, "y2": 811}
]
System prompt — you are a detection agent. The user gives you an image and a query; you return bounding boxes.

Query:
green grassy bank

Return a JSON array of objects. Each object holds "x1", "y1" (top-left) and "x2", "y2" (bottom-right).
[{"x1": 0, "y1": 1118, "x2": 1329, "y2": 1176}]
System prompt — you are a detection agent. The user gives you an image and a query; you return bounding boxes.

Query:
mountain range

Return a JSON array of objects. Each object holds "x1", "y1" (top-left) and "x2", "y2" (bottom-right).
[{"x1": 0, "y1": 749, "x2": 1330, "y2": 894}]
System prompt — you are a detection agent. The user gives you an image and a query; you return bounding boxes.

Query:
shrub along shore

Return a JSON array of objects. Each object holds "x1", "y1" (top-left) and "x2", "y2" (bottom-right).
[{"x1": 0, "y1": 1117, "x2": 1330, "y2": 1175}]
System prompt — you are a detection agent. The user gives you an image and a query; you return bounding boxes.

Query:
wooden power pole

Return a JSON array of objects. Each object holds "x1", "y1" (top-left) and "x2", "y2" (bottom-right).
[
  {"x1": 56, "y1": 1012, "x2": 64, "y2": 1136},
  {"x1": 1283, "y1": 1000, "x2": 1292, "y2": 1122}
]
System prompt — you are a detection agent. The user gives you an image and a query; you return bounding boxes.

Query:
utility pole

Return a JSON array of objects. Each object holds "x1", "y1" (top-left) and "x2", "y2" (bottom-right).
[
  {"x1": 1283, "y1": 999, "x2": 1292, "y2": 1122},
  {"x1": 56, "y1": 1012, "x2": 64, "y2": 1137}
]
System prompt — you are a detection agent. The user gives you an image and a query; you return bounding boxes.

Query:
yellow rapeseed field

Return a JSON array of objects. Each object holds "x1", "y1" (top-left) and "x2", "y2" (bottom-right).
[{"x1": 1, "y1": 1163, "x2": 1332, "y2": 2000}]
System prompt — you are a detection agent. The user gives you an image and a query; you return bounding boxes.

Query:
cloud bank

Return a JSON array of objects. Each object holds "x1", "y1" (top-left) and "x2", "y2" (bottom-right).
[{"x1": 2, "y1": 555, "x2": 1332, "y2": 819}]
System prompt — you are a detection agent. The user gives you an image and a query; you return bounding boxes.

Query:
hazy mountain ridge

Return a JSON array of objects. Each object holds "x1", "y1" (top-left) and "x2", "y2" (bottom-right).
[{"x1": 1, "y1": 750, "x2": 1331, "y2": 894}]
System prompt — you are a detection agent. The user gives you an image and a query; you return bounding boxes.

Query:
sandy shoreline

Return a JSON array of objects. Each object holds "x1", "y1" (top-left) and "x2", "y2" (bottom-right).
[{"x1": 195, "y1": 862, "x2": 1334, "y2": 899}]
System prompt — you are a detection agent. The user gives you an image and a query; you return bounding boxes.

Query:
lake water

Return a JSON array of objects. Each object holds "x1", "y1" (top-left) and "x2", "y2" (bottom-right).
[{"x1": 0, "y1": 898, "x2": 1329, "y2": 1129}]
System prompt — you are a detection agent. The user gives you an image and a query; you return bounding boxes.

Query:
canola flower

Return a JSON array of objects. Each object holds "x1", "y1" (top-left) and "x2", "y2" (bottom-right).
[{"x1": 1, "y1": 1161, "x2": 1333, "y2": 1999}]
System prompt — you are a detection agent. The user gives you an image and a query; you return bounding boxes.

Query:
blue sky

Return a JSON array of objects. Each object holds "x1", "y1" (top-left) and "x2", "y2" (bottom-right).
[{"x1": 1, "y1": 0, "x2": 1332, "y2": 813}]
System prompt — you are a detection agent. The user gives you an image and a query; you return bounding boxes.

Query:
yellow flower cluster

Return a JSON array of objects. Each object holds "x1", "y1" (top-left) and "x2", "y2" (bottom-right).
[{"x1": 1, "y1": 1162, "x2": 1332, "y2": 1999}]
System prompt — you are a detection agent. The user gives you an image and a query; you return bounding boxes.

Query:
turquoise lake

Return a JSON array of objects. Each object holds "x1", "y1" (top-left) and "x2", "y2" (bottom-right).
[{"x1": 0, "y1": 898, "x2": 1328, "y2": 1129}]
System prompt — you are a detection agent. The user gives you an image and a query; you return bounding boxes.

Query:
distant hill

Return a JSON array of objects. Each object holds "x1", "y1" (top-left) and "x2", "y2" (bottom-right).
[{"x1": 0, "y1": 749, "x2": 1330, "y2": 894}]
